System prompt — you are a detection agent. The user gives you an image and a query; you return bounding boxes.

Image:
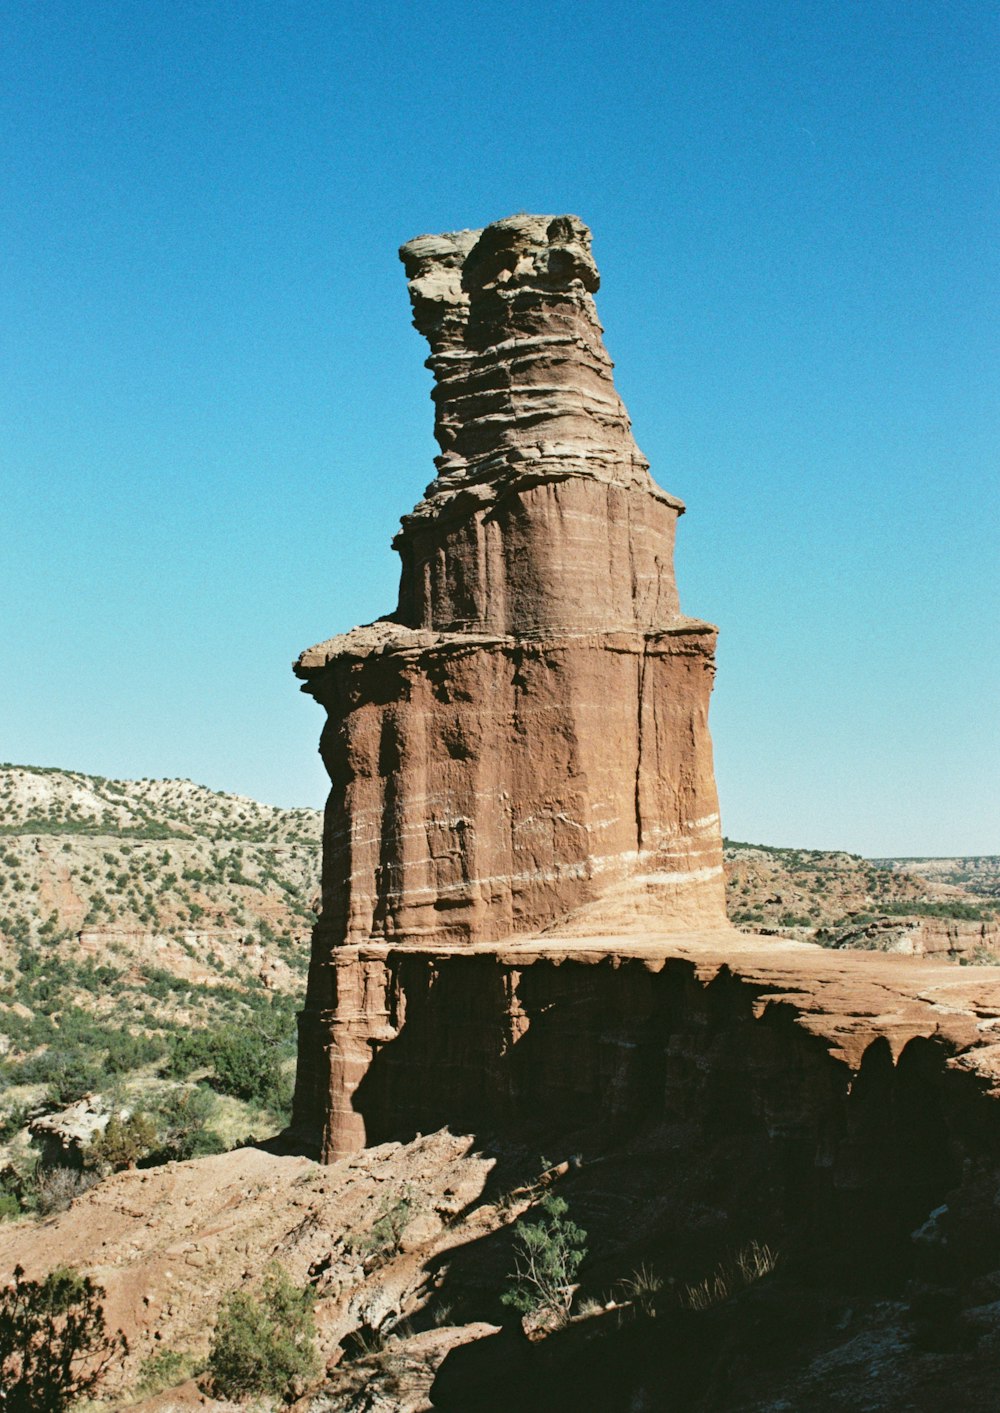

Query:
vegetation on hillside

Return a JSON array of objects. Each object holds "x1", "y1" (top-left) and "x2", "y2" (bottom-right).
[
  {"x1": 0, "y1": 1264, "x2": 127, "y2": 1411},
  {"x1": 0, "y1": 764, "x2": 321, "y2": 1214},
  {"x1": 724, "y1": 840, "x2": 999, "y2": 943}
]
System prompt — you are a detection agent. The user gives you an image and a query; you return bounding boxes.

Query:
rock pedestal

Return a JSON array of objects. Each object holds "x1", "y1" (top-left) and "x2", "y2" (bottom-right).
[{"x1": 293, "y1": 214, "x2": 728, "y2": 1157}]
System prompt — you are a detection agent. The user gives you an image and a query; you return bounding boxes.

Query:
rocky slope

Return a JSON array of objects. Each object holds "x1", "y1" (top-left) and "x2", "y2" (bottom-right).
[
  {"x1": 724, "y1": 840, "x2": 999, "y2": 959},
  {"x1": 877, "y1": 854, "x2": 1000, "y2": 901},
  {"x1": 0, "y1": 762, "x2": 320, "y2": 994},
  {"x1": 0, "y1": 764, "x2": 322, "y2": 1175},
  {"x1": 8, "y1": 935, "x2": 1000, "y2": 1410}
]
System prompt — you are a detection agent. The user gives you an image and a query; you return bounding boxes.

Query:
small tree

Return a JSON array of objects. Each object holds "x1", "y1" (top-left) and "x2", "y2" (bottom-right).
[
  {"x1": 349, "y1": 1186, "x2": 416, "y2": 1265},
  {"x1": 0, "y1": 1264, "x2": 128, "y2": 1412},
  {"x1": 87, "y1": 1112, "x2": 158, "y2": 1173},
  {"x1": 501, "y1": 1193, "x2": 588, "y2": 1323},
  {"x1": 150, "y1": 1086, "x2": 224, "y2": 1162},
  {"x1": 208, "y1": 1263, "x2": 318, "y2": 1399}
]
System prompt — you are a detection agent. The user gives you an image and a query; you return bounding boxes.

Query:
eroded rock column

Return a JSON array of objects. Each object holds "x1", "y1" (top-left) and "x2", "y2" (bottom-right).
[{"x1": 292, "y1": 214, "x2": 728, "y2": 1156}]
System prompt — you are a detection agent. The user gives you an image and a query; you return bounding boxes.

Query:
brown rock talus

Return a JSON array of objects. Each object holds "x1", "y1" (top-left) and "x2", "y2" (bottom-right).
[{"x1": 294, "y1": 214, "x2": 728, "y2": 1156}]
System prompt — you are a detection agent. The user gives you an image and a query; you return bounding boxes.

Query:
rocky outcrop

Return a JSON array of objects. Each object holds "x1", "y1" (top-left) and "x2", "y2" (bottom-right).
[
  {"x1": 10, "y1": 942, "x2": 1000, "y2": 1410},
  {"x1": 390, "y1": 215, "x2": 684, "y2": 636},
  {"x1": 29, "y1": 1095, "x2": 111, "y2": 1167},
  {"x1": 293, "y1": 215, "x2": 728, "y2": 1154},
  {"x1": 295, "y1": 215, "x2": 724, "y2": 946},
  {"x1": 292, "y1": 928, "x2": 1000, "y2": 1160},
  {"x1": 825, "y1": 914, "x2": 1000, "y2": 959}
]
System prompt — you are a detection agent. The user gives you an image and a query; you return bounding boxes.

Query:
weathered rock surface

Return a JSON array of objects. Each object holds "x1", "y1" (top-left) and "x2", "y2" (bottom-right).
[
  {"x1": 0, "y1": 1132, "x2": 496, "y2": 1405},
  {"x1": 825, "y1": 913, "x2": 1000, "y2": 959},
  {"x1": 294, "y1": 215, "x2": 727, "y2": 1152},
  {"x1": 294, "y1": 929, "x2": 1000, "y2": 1160},
  {"x1": 8, "y1": 937, "x2": 1000, "y2": 1408},
  {"x1": 392, "y1": 214, "x2": 684, "y2": 636},
  {"x1": 29, "y1": 1094, "x2": 111, "y2": 1166}
]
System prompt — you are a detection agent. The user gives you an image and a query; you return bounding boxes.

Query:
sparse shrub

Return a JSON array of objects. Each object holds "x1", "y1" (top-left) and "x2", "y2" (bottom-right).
[
  {"x1": 135, "y1": 1346, "x2": 199, "y2": 1397},
  {"x1": 682, "y1": 1239, "x2": 778, "y2": 1311},
  {"x1": 501, "y1": 1193, "x2": 588, "y2": 1322},
  {"x1": 341, "y1": 1322, "x2": 387, "y2": 1360},
  {"x1": 351, "y1": 1187, "x2": 416, "y2": 1263},
  {"x1": 149, "y1": 1086, "x2": 225, "y2": 1162},
  {"x1": 960, "y1": 946, "x2": 999, "y2": 967},
  {"x1": 0, "y1": 1263, "x2": 128, "y2": 1411},
  {"x1": 618, "y1": 1263, "x2": 663, "y2": 1317},
  {"x1": 207, "y1": 1263, "x2": 318, "y2": 1399},
  {"x1": 0, "y1": 1102, "x2": 29, "y2": 1142},
  {"x1": 0, "y1": 1192, "x2": 20, "y2": 1222},
  {"x1": 34, "y1": 1165, "x2": 98, "y2": 1216}
]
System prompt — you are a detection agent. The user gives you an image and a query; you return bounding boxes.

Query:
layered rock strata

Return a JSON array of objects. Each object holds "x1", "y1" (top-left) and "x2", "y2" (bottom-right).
[
  {"x1": 297, "y1": 931, "x2": 1000, "y2": 1164},
  {"x1": 294, "y1": 214, "x2": 727, "y2": 1156}
]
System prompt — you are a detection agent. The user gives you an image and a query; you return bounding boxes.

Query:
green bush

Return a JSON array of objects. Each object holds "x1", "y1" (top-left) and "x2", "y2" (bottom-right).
[
  {"x1": 208, "y1": 1264, "x2": 318, "y2": 1399},
  {"x1": 135, "y1": 1346, "x2": 199, "y2": 1397},
  {"x1": 350, "y1": 1187, "x2": 415, "y2": 1263},
  {"x1": 0, "y1": 1102, "x2": 29, "y2": 1143},
  {"x1": 38, "y1": 1049, "x2": 107, "y2": 1106},
  {"x1": 104, "y1": 1028, "x2": 165, "y2": 1075},
  {"x1": 501, "y1": 1193, "x2": 588, "y2": 1321},
  {"x1": 0, "y1": 1263, "x2": 128, "y2": 1411},
  {"x1": 163, "y1": 1030, "x2": 214, "y2": 1078},
  {"x1": 87, "y1": 1112, "x2": 158, "y2": 1172},
  {"x1": 149, "y1": 1087, "x2": 225, "y2": 1163},
  {"x1": 163, "y1": 1004, "x2": 294, "y2": 1116}
]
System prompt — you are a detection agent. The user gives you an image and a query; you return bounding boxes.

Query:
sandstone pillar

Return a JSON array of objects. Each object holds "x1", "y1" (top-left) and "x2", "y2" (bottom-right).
[{"x1": 292, "y1": 214, "x2": 727, "y2": 1156}]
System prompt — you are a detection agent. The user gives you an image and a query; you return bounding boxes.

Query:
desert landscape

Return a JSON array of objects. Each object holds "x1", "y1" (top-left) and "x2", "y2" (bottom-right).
[{"x1": 1, "y1": 214, "x2": 999, "y2": 1412}]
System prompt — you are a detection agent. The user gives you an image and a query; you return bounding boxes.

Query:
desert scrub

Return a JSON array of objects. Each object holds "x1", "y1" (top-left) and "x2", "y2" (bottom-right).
[
  {"x1": 683, "y1": 1239, "x2": 778, "y2": 1311},
  {"x1": 350, "y1": 1185, "x2": 417, "y2": 1263},
  {"x1": 501, "y1": 1193, "x2": 588, "y2": 1322},
  {"x1": 0, "y1": 1264, "x2": 128, "y2": 1412},
  {"x1": 135, "y1": 1347, "x2": 201, "y2": 1397},
  {"x1": 86, "y1": 1111, "x2": 158, "y2": 1173},
  {"x1": 618, "y1": 1263, "x2": 663, "y2": 1318},
  {"x1": 208, "y1": 1263, "x2": 318, "y2": 1399}
]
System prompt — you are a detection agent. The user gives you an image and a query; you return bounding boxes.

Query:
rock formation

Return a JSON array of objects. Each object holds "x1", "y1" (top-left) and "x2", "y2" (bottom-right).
[{"x1": 293, "y1": 214, "x2": 729, "y2": 1156}]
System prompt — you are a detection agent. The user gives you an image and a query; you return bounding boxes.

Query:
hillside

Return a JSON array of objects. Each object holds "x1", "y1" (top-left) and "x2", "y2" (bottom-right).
[
  {"x1": 1, "y1": 764, "x2": 996, "y2": 1219},
  {"x1": 875, "y1": 854, "x2": 1000, "y2": 900},
  {"x1": 0, "y1": 768, "x2": 998, "y2": 1408},
  {"x1": 0, "y1": 763, "x2": 320, "y2": 966},
  {"x1": 725, "y1": 839, "x2": 1000, "y2": 958},
  {"x1": 0, "y1": 765, "x2": 322, "y2": 1200}
]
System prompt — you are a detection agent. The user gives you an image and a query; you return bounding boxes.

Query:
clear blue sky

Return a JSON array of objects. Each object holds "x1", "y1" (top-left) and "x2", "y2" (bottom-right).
[{"x1": 2, "y1": 0, "x2": 997, "y2": 856}]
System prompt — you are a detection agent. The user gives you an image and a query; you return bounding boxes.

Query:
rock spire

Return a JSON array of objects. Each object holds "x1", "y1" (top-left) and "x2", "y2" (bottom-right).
[{"x1": 292, "y1": 214, "x2": 728, "y2": 1152}]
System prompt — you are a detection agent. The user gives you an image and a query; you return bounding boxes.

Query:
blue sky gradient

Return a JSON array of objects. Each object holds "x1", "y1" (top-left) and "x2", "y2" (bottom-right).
[{"x1": 2, "y1": 0, "x2": 997, "y2": 854}]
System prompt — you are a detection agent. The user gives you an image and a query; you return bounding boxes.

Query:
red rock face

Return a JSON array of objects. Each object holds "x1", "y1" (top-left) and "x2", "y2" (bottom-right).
[
  {"x1": 393, "y1": 214, "x2": 684, "y2": 635},
  {"x1": 294, "y1": 214, "x2": 728, "y2": 1153}
]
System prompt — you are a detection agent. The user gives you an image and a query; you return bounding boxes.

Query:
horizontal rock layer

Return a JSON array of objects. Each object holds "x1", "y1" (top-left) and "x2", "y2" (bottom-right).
[
  {"x1": 290, "y1": 931, "x2": 1000, "y2": 1162},
  {"x1": 394, "y1": 476, "x2": 682, "y2": 637},
  {"x1": 394, "y1": 213, "x2": 681, "y2": 635},
  {"x1": 295, "y1": 215, "x2": 729, "y2": 1154},
  {"x1": 299, "y1": 625, "x2": 724, "y2": 959}
]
